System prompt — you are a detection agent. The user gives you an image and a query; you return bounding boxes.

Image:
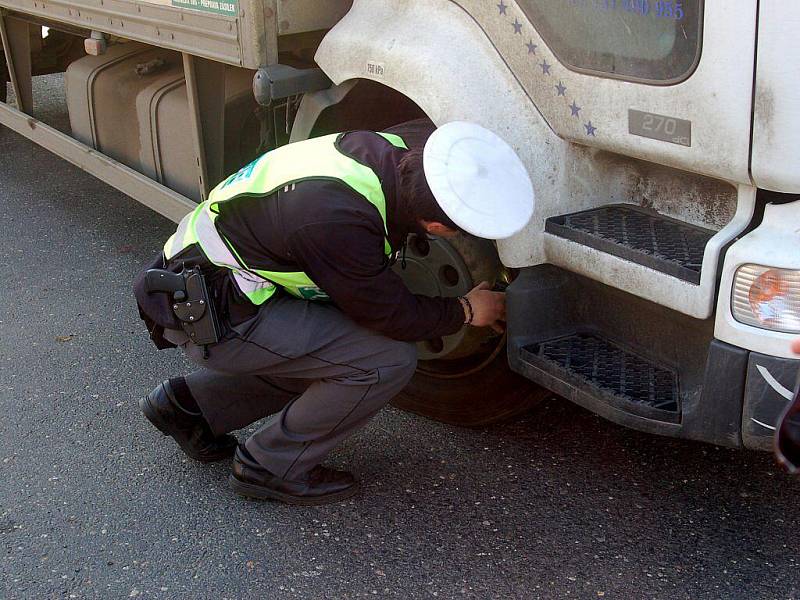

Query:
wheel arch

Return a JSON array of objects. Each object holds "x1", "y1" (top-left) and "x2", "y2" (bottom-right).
[
  {"x1": 314, "y1": 0, "x2": 540, "y2": 136},
  {"x1": 305, "y1": 0, "x2": 565, "y2": 269}
]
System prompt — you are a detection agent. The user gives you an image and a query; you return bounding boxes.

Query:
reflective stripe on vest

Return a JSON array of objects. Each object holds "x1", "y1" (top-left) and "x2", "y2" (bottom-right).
[{"x1": 164, "y1": 132, "x2": 408, "y2": 305}]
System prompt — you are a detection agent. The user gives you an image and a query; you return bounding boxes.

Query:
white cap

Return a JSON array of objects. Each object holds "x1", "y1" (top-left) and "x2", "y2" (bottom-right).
[{"x1": 423, "y1": 121, "x2": 534, "y2": 240}]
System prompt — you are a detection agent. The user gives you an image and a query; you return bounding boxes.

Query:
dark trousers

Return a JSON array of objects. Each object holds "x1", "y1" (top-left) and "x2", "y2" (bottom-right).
[{"x1": 175, "y1": 294, "x2": 418, "y2": 480}]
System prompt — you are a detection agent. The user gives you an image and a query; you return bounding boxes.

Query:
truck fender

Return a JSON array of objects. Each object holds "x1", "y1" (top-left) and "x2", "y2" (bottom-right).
[{"x1": 309, "y1": 0, "x2": 566, "y2": 267}]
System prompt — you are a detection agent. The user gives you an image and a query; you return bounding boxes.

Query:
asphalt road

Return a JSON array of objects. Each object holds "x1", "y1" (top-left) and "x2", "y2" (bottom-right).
[{"x1": 2, "y1": 76, "x2": 800, "y2": 600}]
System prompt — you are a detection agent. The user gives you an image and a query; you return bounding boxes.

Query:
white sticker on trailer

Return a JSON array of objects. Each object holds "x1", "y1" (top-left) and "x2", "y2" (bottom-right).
[
  {"x1": 173, "y1": 0, "x2": 237, "y2": 16},
  {"x1": 139, "y1": 0, "x2": 238, "y2": 17}
]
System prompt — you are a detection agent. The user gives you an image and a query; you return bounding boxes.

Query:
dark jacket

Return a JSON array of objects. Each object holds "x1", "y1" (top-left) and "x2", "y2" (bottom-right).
[{"x1": 135, "y1": 130, "x2": 464, "y2": 343}]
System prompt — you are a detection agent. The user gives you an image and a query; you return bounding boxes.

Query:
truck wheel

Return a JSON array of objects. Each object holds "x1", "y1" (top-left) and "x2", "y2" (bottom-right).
[
  {"x1": 397, "y1": 339, "x2": 549, "y2": 427},
  {"x1": 392, "y1": 233, "x2": 548, "y2": 426}
]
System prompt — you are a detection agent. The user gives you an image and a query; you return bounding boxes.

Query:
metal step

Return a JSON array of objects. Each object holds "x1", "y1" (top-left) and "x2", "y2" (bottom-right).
[
  {"x1": 520, "y1": 333, "x2": 680, "y2": 422},
  {"x1": 545, "y1": 204, "x2": 715, "y2": 284}
]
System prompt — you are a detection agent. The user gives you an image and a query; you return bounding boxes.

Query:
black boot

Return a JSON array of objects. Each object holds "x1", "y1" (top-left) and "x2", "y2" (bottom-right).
[
  {"x1": 230, "y1": 445, "x2": 359, "y2": 505},
  {"x1": 140, "y1": 379, "x2": 237, "y2": 463}
]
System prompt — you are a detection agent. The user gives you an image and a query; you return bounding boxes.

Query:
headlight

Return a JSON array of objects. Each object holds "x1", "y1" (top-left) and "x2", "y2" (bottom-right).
[{"x1": 732, "y1": 265, "x2": 800, "y2": 333}]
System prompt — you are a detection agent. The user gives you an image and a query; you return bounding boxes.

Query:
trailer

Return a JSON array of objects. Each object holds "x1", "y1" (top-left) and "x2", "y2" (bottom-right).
[{"x1": 1, "y1": 0, "x2": 798, "y2": 448}]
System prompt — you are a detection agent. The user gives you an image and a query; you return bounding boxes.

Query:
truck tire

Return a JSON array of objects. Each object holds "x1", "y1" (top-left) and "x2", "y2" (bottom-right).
[
  {"x1": 313, "y1": 113, "x2": 548, "y2": 425},
  {"x1": 389, "y1": 231, "x2": 548, "y2": 426},
  {"x1": 395, "y1": 345, "x2": 548, "y2": 427}
]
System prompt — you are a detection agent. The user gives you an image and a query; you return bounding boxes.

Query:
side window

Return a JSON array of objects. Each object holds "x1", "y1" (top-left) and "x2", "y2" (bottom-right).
[{"x1": 518, "y1": 0, "x2": 703, "y2": 84}]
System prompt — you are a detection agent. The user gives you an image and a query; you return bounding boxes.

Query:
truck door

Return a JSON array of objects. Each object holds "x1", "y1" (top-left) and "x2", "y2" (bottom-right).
[{"x1": 503, "y1": 0, "x2": 755, "y2": 184}]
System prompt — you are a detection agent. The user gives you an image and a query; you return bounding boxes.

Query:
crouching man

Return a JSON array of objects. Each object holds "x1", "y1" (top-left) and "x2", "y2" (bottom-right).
[{"x1": 133, "y1": 122, "x2": 534, "y2": 505}]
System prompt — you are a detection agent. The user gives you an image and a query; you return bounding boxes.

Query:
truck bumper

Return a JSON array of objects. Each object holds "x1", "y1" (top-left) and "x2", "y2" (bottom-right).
[
  {"x1": 742, "y1": 353, "x2": 800, "y2": 450},
  {"x1": 507, "y1": 266, "x2": 800, "y2": 449}
]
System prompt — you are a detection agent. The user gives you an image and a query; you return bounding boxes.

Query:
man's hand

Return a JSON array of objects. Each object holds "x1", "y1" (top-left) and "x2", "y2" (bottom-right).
[
  {"x1": 792, "y1": 338, "x2": 800, "y2": 355},
  {"x1": 462, "y1": 281, "x2": 506, "y2": 334}
]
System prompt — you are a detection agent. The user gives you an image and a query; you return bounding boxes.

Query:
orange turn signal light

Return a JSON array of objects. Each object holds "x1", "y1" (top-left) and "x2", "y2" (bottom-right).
[{"x1": 732, "y1": 265, "x2": 800, "y2": 333}]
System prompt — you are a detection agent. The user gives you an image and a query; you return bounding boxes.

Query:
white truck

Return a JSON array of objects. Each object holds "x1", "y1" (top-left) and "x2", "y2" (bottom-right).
[{"x1": 2, "y1": 0, "x2": 798, "y2": 450}]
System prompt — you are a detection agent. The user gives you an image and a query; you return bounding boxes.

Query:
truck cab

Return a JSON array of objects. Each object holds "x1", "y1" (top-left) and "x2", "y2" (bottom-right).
[
  {"x1": 1, "y1": 0, "x2": 798, "y2": 448},
  {"x1": 303, "y1": 0, "x2": 800, "y2": 448}
]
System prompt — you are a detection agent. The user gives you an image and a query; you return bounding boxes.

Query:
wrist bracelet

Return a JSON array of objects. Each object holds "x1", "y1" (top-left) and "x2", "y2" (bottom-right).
[{"x1": 459, "y1": 296, "x2": 474, "y2": 325}]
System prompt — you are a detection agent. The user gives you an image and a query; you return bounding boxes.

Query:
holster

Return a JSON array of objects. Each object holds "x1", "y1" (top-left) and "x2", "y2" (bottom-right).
[{"x1": 143, "y1": 266, "x2": 222, "y2": 347}]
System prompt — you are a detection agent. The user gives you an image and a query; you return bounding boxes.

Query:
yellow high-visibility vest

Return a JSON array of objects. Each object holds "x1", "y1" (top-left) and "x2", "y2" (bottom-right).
[{"x1": 163, "y1": 132, "x2": 407, "y2": 304}]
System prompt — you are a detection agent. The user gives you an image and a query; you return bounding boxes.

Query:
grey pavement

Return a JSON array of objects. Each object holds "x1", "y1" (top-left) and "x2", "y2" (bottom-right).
[{"x1": 1, "y1": 76, "x2": 800, "y2": 600}]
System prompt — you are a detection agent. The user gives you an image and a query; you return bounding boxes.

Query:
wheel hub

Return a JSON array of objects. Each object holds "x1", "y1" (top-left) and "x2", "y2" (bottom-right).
[
  {"x1": 393, "y1": 233, "x2": 506, "y2": 363},
  {"x1": 393, "y1": 235, "x2": 472, "y2": 360}
]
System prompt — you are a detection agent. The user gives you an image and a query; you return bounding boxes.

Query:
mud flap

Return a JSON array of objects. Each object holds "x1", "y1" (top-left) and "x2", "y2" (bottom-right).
[
  {"x1": 775, "y1": 370, "x2": 800, "y2": 473},
  {"x1": 742, "y1": 352, "x2": 800, "y2": 450}
]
